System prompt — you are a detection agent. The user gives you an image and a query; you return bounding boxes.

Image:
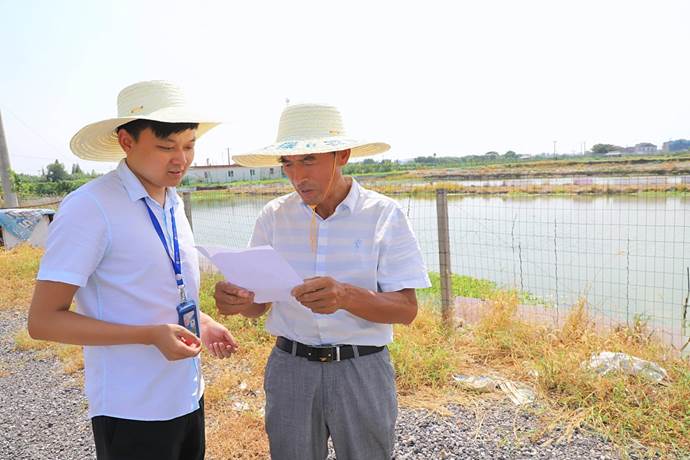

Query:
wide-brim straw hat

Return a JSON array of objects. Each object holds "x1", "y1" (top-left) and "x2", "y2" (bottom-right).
[
  {"x1": 70, "y1": 80, "x2": 220, "y2": 161},
  {"x1": 232, "y1": 103, "x2": 390, "y2": 167}
]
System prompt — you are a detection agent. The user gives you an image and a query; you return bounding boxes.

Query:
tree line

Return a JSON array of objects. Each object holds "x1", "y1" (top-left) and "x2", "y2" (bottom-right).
[{"x1": 11, "y1": 160, "x2": 100, "y2": 197}]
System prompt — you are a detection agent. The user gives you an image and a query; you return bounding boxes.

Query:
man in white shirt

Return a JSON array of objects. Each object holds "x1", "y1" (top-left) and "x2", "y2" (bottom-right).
[
  {"x1": 214, "y1": 103, "x2": 431, "y2": 460},
  {"x1": 28, "y1": 80, "x2": 237, "y2": 460}
]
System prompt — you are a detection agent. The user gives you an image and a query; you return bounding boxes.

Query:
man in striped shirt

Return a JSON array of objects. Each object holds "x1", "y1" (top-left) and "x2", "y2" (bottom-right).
[{"x1": 215, "y1": 103, "x2": 430, "y2": 460}]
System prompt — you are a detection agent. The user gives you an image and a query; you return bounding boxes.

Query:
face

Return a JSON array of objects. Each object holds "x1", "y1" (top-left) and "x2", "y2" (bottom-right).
[
  {"x1": 118, "y1": 127, "x2": 196, "y2": 194},
  {"x1": 279, "y1": 151, "x2": 349, "y2": 206}
]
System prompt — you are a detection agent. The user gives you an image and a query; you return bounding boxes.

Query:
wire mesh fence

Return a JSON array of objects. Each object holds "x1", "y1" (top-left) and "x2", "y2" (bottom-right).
[{"x1": 186, "y1": 180, "x2": 690, "y2": 351}]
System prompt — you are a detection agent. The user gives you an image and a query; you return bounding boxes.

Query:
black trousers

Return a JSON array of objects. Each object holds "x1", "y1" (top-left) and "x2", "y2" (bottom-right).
[{"x1": 91, "y1": 397, "x2": 205, "y2": 460}]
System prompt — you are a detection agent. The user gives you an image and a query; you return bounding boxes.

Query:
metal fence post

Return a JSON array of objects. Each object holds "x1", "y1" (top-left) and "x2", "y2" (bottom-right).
[
  {"x1": 182, "y1": 191, "x2": 193, "y2": 232},
  {"x1": 436, "y1": 188, "x2": 453, "y2": 325}
]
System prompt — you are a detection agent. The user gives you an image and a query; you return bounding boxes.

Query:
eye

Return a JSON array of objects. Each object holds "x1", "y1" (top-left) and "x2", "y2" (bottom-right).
[{"x1": 158, "y1": 145, "x2": 174, "y2": 151}]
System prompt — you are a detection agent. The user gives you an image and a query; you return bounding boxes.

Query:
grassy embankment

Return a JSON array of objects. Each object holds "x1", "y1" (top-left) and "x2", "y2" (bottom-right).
[
  {"x1": 2, "y1": 246, "x2": 688, "y2": 459},
  {"x1": 186, "y1": 155, "x2": 690, "y2": 199}
]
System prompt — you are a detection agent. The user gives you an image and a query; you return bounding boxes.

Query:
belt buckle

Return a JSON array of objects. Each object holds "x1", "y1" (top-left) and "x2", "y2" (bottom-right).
[{"x1": 307, "y1": 345, "x2": 340, "y2": 363}]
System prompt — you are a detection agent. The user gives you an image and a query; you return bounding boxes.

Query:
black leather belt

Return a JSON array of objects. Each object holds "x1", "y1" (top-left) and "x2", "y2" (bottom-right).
[{"x1": 275, "y1": 336, "x2": 384, "y2": 363}]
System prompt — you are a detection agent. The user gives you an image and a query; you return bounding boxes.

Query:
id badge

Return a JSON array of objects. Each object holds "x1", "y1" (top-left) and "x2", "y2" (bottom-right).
[{"x1": 177, "y1": 300, "x2": 200, "y2": 337}]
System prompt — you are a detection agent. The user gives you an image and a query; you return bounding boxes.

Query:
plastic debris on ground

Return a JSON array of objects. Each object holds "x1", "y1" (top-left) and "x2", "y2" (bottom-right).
[
  {"x1": 453, "y1": 374, "x2": 536, "y2": 405},
  {"x1": 231, "y1": 401, "x2": 251, "y2": 411},
  {"x1": 583, "y1": 351, "x2": 667, "y2": 383}
]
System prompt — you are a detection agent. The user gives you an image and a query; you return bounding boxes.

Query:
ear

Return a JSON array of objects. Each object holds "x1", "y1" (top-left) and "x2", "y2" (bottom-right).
[
  {"x1": 336, "y1": 149, "x2": 351, "y2": 166},
  {"x1": 117, "y1": 129, "x2": 135, "y2": 155}
]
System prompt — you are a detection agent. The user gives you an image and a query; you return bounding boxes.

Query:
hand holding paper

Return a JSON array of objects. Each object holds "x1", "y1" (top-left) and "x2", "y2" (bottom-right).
[{"x1": 196, "y1": 245, "x2": 303, "y2": 303}]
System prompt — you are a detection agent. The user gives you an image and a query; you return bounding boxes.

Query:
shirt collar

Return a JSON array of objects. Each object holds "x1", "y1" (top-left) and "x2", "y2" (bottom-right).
[
  {"x1": 116, "y1": 159, "x2": 179, "y2": 209},
  {"x1": 336, "y1": 178, "x2": 360, "y2": 214}
]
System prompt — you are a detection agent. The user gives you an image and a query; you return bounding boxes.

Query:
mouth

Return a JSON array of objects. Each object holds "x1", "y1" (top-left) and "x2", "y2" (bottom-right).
[
  {"x1": 168, "y1": 170, "x2": 183, "y2": 178},
  {"x1": 298, "y1": 188, "x2": 318, "y2": 198}
]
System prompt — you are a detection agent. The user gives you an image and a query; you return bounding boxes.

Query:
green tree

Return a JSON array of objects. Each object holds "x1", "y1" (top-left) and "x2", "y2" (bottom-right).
[
  {"x1": 71, "y1": 163, "x2": 84, "y2": 176},
  {"x1": 591, "y1": 143, "x2": 622, "y2": 155},
  {"x1": 8, "y1": 170, "x2": 18, "y2": 191},
  {"x1": 46, "y1": 160, "x2": 68, "y2": 182}
]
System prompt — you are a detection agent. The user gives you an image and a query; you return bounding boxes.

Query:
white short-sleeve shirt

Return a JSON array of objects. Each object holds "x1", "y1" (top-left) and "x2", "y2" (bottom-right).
[
  {"x1": 37, "y1": 160, "x2": 203, "y2": 421},
  {"x1": 250, "y1": 179, "x2": 431, "y2": 346}
]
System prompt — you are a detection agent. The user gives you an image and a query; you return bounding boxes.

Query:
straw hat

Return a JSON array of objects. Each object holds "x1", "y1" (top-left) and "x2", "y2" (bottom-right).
[
  {"x1": 232, "y1": 103, "x2": 390, "y2": 167},
  {"x1": 70, "y1": 80, "x2": 220, "y2": 161}
]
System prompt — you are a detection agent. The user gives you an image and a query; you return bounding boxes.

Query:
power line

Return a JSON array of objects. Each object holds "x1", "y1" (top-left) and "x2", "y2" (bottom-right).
[
  {"x1": 9, "y1": 153, "x2": 59, "y2": 160},
  {"x1": 0, "y1": 103, "x2": 71, "y2": 160}
]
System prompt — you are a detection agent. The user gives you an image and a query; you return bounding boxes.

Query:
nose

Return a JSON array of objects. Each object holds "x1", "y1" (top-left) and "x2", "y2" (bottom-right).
[{"x1": 171, "y1": 146, "x2": 188, "y2": 164}]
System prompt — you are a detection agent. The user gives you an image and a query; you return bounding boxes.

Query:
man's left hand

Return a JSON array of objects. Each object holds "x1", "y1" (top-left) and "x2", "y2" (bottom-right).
[
  {"x1": 292, "y1": 277, "x2": 349, "y2": 315},
  {"x1": 200, "y1": 317, "x2": 239, "y2": 359}
]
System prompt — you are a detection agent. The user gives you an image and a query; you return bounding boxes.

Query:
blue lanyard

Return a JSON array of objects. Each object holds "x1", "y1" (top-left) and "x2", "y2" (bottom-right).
[{"x1": 142, "y1": 199, "x2": 186, "y2": 299}]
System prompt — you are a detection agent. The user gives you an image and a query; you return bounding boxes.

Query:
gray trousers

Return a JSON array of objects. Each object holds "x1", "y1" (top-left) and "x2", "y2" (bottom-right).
[{"x1": 263, "y1": 345, "x2": 398, "y2": 460}]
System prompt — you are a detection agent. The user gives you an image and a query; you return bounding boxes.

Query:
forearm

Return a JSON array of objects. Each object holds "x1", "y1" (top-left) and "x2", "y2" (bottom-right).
[
  {"x1": 342, "y1": 286, "x2": 417, "y2": 325},
  {"x1": 28, "y1": 309, "x2": 157, "y2": 346},
  {"x1": 200, "y1": 311, "x2": 215, "y2": 326}
]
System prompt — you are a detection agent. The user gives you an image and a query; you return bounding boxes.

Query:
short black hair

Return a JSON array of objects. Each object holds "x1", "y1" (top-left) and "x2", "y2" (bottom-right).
[
  {"x1": 116, "y1": 119, "x2": 199, "y2": 141},
  {"x1": 278, "y1": 151, "x2": 337, "y2": 163}
]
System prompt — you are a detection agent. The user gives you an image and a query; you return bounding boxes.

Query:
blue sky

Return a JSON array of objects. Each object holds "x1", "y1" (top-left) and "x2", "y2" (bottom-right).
[{"x1": 1, "y1": 0, "x2": 689, "y2": 174}]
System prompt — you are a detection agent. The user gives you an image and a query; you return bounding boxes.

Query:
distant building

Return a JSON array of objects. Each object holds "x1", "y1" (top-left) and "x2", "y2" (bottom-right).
[
  {"x1": 633, "y1": 142, "x2": 657, "y2": 154},
  {"x1": 185, "y1": 164, "x2": 284, "y2": 184},
  {"x1": 618, "y1": 143, "x2": 657, "y2": 154},
  {"x1": 662, "y1": 139, "x2": 690, "y2": 152}
]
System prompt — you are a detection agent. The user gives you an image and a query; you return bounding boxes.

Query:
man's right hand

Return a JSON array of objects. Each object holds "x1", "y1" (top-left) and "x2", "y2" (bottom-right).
[
  {"x1": 150, "y1": 324, "x2": 202, "y2": 361},
  {"x1": 214, "y1": 281, "x2": 257, "y2": 315}
]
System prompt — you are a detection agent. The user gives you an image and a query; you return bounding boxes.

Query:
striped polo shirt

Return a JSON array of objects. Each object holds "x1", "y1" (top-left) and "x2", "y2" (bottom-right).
[{"x1": 249, "y1": 179, "x2": 431, "y2": 346}]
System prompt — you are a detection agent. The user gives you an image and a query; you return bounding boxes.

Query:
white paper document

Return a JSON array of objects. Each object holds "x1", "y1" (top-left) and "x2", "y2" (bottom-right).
[{"x1": 196, "y1": 245, "x2": 303, "y2": 303}]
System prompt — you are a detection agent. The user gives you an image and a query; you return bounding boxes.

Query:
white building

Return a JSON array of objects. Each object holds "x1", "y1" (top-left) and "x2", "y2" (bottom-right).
[
  {"x1": 633, "y1": 143, "x2": 657, "y2": 154},
  {"x1": 185, "y1": 164, "x2": 284, "y2": 184}
]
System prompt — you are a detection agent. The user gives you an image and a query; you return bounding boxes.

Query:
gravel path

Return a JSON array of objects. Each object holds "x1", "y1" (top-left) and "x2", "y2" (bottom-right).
[
  {"x1": 0, "y1": 310, "x2": 95, "y2": 460},
  {"x1": 390, "y1": 405, "x2": 622, "y2": 460},
  {"x1": 1, "y1": 309, "x2": 631, "y2": 460}
]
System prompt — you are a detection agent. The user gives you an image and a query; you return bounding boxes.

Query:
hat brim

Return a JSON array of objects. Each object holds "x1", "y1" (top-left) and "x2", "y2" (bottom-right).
[
  {"x1": 70, "y1": 107, "x2": 220, "y2": 161},
  {"x1": 232, "y1": 138, "x2": 390, "y2": 167}
]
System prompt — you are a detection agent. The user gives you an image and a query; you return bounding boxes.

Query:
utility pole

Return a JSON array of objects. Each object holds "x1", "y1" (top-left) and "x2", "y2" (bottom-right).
[
  {"x1": 552, "y1": 140, "x2": 557, "y2": 156},
  {"x1": 226, "y1": 147, "x2": 230, "y2": 165},
  {"x1": 0, "y1": 110, "x2": 19, "y2": 208}
]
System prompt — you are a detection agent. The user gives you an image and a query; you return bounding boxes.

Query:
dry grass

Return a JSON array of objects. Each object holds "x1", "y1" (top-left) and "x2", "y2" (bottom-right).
[
  {"x1": 188, "y1": 155, "x2": 690, "y2": 201},
  {"x1": 370, "y1": 182, "x2": 690, "y2": 197},
  {"x1": 196, "y1": 273, "x2": 273, "y2": 459},
  {"x1": 390, "y1": 305, "x2": 468, "y2": 393},
  {"x1": 2, "y1": 245, "x2": 84, "y2": 374},
  {"x1": 0, "y1": 244, "x2": 42, "y2": 310},
  {"x1": 464, "y1": 294, "x2": 690, "y2": 458},
  {"x1": 405, "y1": 156, "x2": 690, "y2": 181},
  {"x1": 1, "y1": 248, "x2": 688, "y2": 458},
  {"x1": 191, "y1": 180, "x2": 690, "y2": 201},
  {"x1": 14, "y1": 328, "x2": 84, "y2": 374},
  {"x1": 200, "y1": 287, "x2": 690, "y2": 457}
]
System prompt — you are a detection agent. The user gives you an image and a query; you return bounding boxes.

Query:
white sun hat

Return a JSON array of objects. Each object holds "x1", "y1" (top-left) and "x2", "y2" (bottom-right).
[
  {"x1": 232, "y1": 103, "x2": 390, "y2": 167},
  {"x1": 70, "y1": 80, "x2": 220, "y2": 161}
]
